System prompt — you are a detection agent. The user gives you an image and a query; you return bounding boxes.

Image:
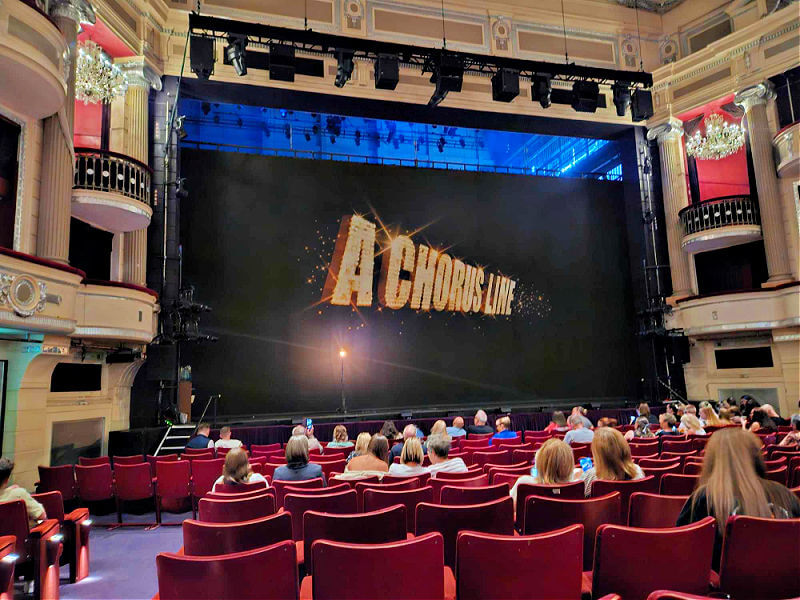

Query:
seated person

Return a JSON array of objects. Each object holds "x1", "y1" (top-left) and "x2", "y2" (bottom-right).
[
  {"x1": 489, "y1": 416, "x2": 516, "y2": 445},
  {"x1": 446, "y1": 417, "x2": 467, "y2": 438},
  {"x1": 273, "y1": 435, "x2": 326, "y2": 484},
  {"x1": 571, "y1": 407, "x2": 593, "y2": 429},
  {"x1": 0, "y1": 457, "x2": 46, "y2": 526},
  {"x1": 430, "y1": 420, "x2": 447, "y2": 436},
  {"x1": 563, "y1": 414, "x2": 594, "y2": 445},
  {"x1": 185, "y1": 422, "x2": 215, "y2": 449},
  {"x1": 292, "y1": 423, "x2": 323, "y2": 454},
  {"x1": 380, "y1": 421, "x2": 402, "y2": 441},
  {"x1": 346, "y1": 435, "x2": 390, "y2": 474},
  {"x1": 466, "y1": 410, "x2": 494, "y2": 435},
  {"x1": 624, "y1": 416, "x2": 655, "y2": 441},
  {"x1": 679, "y1": 414, "x2": 706, "y2": 436},
  {"x1": 346, "y1": 432, "x2": 371, "y2": 463},
  {"x1": 637, "y1": 403, "x2": 659, "y2": 424},
  {"x1": 656, "y1": 413, "x2": 680, "y2": 436},
  {"x1": 778, "y1": 414, "x2": 800, "y2": 447},
  {"x1": 427, "y1": 434, "x2": 468, "y2": 477},
  {"x1": 214, "y1": 426, "x2": 243, "y2": 450},
  {"x1": 543, "y1": 411, "x2": 569, "y2": 434},
  {"x1": 328, "y1": 425, "x2": 354, "y2": 448},
  {"x1": 388, "y1": 438, "x2": 428, "y2": 477},
  {"x1": 390, "y1": 425, "x2": 426, "y2": 463},
  {"x1": 510, "y1": 439, "x2": 578, "y2": 509},
  {"x1": 213, "y1": 447, "x2": 268, "y2": 488},
  {"x1": 582, "y1": 428, "x2": 644, "y2": 497}
]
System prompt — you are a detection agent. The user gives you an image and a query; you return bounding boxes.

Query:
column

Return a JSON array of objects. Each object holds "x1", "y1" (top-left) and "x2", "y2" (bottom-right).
[
  {"x1": 36, "y1": 1, "x2": 91, "y2": 263},
  {"x1": 112, "y1": 59, "x2": 161, "y2": 286},
  {"x1": 735, "y1": 82, "x2": 792, "y2": 285},
  {"x1": 647, "y1": 118, "x2": 693, "y2": 301}
]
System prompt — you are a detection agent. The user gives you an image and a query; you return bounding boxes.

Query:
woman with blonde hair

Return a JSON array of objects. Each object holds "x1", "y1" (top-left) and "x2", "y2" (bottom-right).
[
  {"x1": 213, "y1": 447, "x2": 268, "y2": 488},
  {"x1": 717, "y1": 408, "x2": 734, "y2": 425},
  {"x1": 699, "y1": 406, "x2": 722, "y2": 427},
  {"x1": 510, "y1": 438, "x2": 578, "y2": 508},
  {"x1": 680, "y1": 414, "x2": 706, "y2": 435},
  {"x1": 388, "y1": 437, "x2": 428, "y2": 476},
  {"x1": 328, "y1": 425, "x2": 353, "y2": 448},
  {"x1": 430, "y1": 420, "x2": 447, "y2": 436},
  {"x1": 582, "y1": 427, "x2": 644, "y2": 496},
  {"x1": 677, "y1": 427, "x2": 800, "y2": 567},
  {"x1": 346, "y1": 431, "x2": 371, "y2": 463}
]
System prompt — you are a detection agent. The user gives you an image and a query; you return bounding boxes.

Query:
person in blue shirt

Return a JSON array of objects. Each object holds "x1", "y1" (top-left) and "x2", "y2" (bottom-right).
[
  {"x1": 489, "y1": 416, "x2": 517, "y2": 445},
  {"x1": 446, "y1": 416, "x2": 466, "y2": 438},
  {"x1": 185, "y1": 423, "x2": 214, "y2": 449},
  {"x1": 273, "y1": 435, "x2": 326, "y2": 484}
]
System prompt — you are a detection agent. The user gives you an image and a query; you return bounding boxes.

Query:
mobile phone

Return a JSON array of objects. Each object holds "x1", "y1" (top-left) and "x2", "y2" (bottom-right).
[
  {"x1": 305, "y1": 418, "x2": 313, "y2": 430},
  {"x1": 579, "y1": 457, "x2": 593, "y2": 472},
  {"x1": 531, "y1": 467, "x2": 538, "y2": 479},
  {"x1": 630, "y1": 415, "x2": 636, "y2": 424}
]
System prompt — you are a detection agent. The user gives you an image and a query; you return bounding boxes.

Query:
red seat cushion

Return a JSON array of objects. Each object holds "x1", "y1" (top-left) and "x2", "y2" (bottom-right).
[
  {"x1": 581, "y1": 571, "x2": 592, "y2": 600},
  {"x1": 295, "y1": 540, "x2": 304, "y2": 567}
]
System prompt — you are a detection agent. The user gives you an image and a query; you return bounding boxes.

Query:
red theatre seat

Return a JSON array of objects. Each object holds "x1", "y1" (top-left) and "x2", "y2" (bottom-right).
[
  {"x1": 182, "y1": 512, "x2": 293, "y2": 556},
  {"x1": 75, "y1": 463, "x2": 114, "y2": 503},
  {"x1": 36, "y1": 465, "x2": 77, "y2": 501},
  {"x1": 439, "y1": 483, "x2": 509, "y2": 506},
  {"x1": 115, "y1": 462, "x2": 158, "y2": 523},
  {"x1": 157, "y1": 541, "x2": 298, "y2": 600},
  {"x1": 429, "y1": 474, "x2": 488, "y2": 503},
  {"x1": 198, "y1": 493, "x2": 276, "y2": 523},
  {"x1": 78, "y1": 456, "x2": 110, "y2": 467},
  {"x1": 147, "y1": 454, "x2": 178, "y2": 478},
  {"x1": 273, "y1": 478, "x2": 324, "y2": 508},
  {"x1": 283, "y1": 490, "x2": 357, "y2": 541},
  {"x1": 660, "y1": 474, "x2": 700, "y2": 496},
  {"x1": 189, "y1": 458, "x2": 225, "y2": 503},
  {"x1": 628, "y1": 492, "x2": 690, "y2": 528},
  {"x1": 31, "y1": 490, "x2": 91, "y2": 583},
  {"x1": 251, "y1": 443, "x2": 281, "y2": 453},
  {"x1": 515, "y1": 481, "x2": 585, "y2": 529},
  {"x1": 156, "y1": 460, "x2": 195, "y2": 520},
  {"x1": 212, "y1": 479, "x2": 268, "y2": 494},
  {"x1": 363, "y1": 486, "x2": 434, "y2": 533},
  {"x1": 591, "y1": 476, "x2": 658, "y2": 522},
  {"x1": 0, "y1": 536, "x2": 15, "y2": 600},
  {"x1": 354, "y1": 479, "x2": 418, "y2": 511},
  {"x1": 112, "y1": 454, "x2": 144, "y2": 466}
]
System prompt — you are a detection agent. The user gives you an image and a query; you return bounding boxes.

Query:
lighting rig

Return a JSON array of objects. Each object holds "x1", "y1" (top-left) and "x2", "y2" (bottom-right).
[{"x1": 188, "y1": 14, "x2": 654, "y2": 121}]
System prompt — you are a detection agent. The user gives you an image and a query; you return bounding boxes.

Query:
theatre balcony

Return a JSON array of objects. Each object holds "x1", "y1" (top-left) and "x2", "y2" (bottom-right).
[
  {"x1": 0, "y1": 0, "x2": 68, "y2": 119},
  {"x1": 72, "y1": 148, "x2": 153, "y2": 233},
  {"x1": 74, "y1": 281, "x2": 158, "y2": 344},
  {"x1": 678, "y1": 195, "x2": 762, "y2": 255},
  {"x1": 773, "y1": 121, "x2": 800, "y2": 178}
]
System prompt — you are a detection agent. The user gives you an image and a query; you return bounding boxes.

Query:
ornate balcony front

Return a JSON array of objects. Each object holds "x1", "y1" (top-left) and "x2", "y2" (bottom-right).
[
  {"x1": 773, "y1": 122, "x2": 799, "y2": 179},
  {"x1": 74, "y1": 281, "x2": 158, "y2": 343},
  {"x1": 679, "y1": 195, "x2": 762, "y2": 254},
  {"x1": 0, "y1": 0, "x2": 68, "y2": 119},
  {"x1": 72, "y1": 148, "x2": 153, "y2": 233}
]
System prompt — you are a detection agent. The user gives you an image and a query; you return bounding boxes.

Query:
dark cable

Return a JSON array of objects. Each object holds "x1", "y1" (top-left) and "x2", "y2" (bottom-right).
[
  {"x1": 441, "y1": 0, "x2": 447, "y2": 49},
  {"x1": 634, "y1": 0, "x2": 643, "y2": 71},
  {"x1": 560, "y1": 0, "x2": 569, "y2": 64}
]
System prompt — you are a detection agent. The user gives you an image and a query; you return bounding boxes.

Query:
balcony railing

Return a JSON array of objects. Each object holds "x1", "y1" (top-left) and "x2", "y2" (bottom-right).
[
  {"x1": 678, "y1": 195, "x2": 760, "y2": 236},
  {"x1": 73, "y1": 148, "x2": 152, "y2": 206}
]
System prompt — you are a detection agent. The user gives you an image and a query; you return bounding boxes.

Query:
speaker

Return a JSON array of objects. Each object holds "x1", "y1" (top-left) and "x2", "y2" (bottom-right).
[
  {"x1": 632, "y1": 89, "x2": 654, "y2": 121},
  {"x1": 431, "y1": 52, "x2": 463, "y2": 93},
  {"x1": 374, "y1": 54, "x2": 399, "y2": 90},
  {"x1": 670, "y1": 336, "x2": 691, "y2": 364},
  {"x1": 491, "y1": 68, "x2": 519, "y2": 102},
  {"x1": 190, "y1": 35, "x2": 215, "y2": 80},
  {"x1": 269, "y1": 43, "x2": 295, "y2": 82},
  {"x1": 145, "y1": 344, "x2": 176, "y2": 381},
  {"x1": 571, "y1": 81, "x2": 600, "y2": 113}
]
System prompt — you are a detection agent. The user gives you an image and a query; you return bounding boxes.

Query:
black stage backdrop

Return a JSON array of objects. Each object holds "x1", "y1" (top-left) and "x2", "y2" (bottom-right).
[{"x1": 180, "y1": 150, "x2": 639, "y2": 415}]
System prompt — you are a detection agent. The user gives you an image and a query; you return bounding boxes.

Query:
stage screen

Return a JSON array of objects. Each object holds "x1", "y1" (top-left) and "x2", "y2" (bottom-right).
[{"x1": 180, "y1": 149, "x2": 639, "y2": 416}]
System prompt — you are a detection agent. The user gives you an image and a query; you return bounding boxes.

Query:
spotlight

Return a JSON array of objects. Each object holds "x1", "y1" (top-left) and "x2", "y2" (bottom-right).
[
  {"x1": 631, "y1": 88, "x2": 654, "y2": 122},
  {"x1": 491, "y1": 68, "x2": 519, "y2": 102},
  {"x1": 612, "y1": 81, "x2": 632, "y2": 117},
  {"x1": 571, "y1": 80, "x2": 600, "y2": 113},
  {"x1": 284, "y1": 124, "x2": 291, "y2": 139},
  {"x1": 531, "y1": 75, "x2": 552, "y2": 109},
  {"x1": 428, "y1": 52, "x2": 463, "y2": 107},
  {"x1": 190, "y1": 35, "x2": 214, "y2": 80},
  {"x1": 339, "y1": 349, "x2": 346, "y2": 358},
  {"x1": 225, "y1": 34, "x2": 247, "y2": 76},
  {"x1": 200, "y1": 101, "x2": 211, "y2": 115},
  {"x1": 304, "y1": 132, "x2": 311, "y2": 141},
  {"x1": 269, "y1": 43, "x2": 295, "y2": 82},
  {"x1": 325, "y1": 116, "x2": 342, "y2": 137},
  {"x1": 312, "y1": 124, "x2": 319, "y2": 135},
  {"x1": 459, "y1": 138, "x2": 465, "y2": 148},
  {"x1": 334, "y1": 49, "x2": 355, "y2": 88},
  {"x1": 374, "y1": 53, "x2": 399, "y2": 90},
  {"x1": 437, "y1": 136, "x2": 445, "y2": 152},
  {"x1": 355, "y1": 129, "x2": 361, "y2": 146}
]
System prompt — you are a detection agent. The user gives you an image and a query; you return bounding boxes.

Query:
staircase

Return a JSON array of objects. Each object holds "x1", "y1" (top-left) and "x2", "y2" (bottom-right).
[{"x1": 155, "y1": 424, "x2": 197, "y2": 455}]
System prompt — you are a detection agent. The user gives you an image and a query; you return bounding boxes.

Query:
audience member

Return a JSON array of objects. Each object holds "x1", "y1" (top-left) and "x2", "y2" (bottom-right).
[
  {"x1": 684, "y1": 404, "x2": 698, "y2": 416},
  {"x1": 213, "y1": 447, "x2": 268, "y2": 488},
  {"x1": 679, "y1": 414, "x2": 706, "y2": 435},
  {"x1": 582, "y1": 427, "x2": 644, "y2": 496},
  {"x1": 214, "y1": 426, "x2": 242, "y2": 450},
  {"x1": 657, "y1": 413, "x2": 680, "y2": 436},
  {"x1": 292, "y1": 423, "x2": 323, "y2": 454},
  {"x1": 328, "y1": 425, "x2": 354, "y2": 448},
  {"x1": 346, "y1": 432, "x2": 371, "y2": 463},
  {"x1": 185, "y1": 422, "x2": 214, "y2": 449},
  {"x1": 624, "y1": 416, "x2": 655, "y2": 441},
  {"x1": 446, "y1": 417, "x2": 467, "y2": 438},
  {"x1": 273, "y1": 436, "x2": 326, "y2": 484},
  {"x1": 747, "y1": 408, "x2": 778, "y2": 433},
  {"x1": 637, "y1": 403, "x2": 658, "y2": 424},
  {"x1": 778, "y1": 414, "x2": 800, "y2": 447},
  {"x1": 596, "y1": 417, "x2": 617, "y2": 428},
  {"x1": 388, "y1": 437, "x2": 428, "y2": 476},
  {"x1": 489, "y1": 416, "x2": 516, "y2": 445},
  {"x1": 571, "y1": 406, "x2": 593, "y2": 429},
  {"x1": 677, "y1": 427, "x2": 800, "y2": 568},
  {"x1": 563, "y1": 414, "x2": 594, "y2": 445},
  {"x1": 739, "y1": 395, "x2": 760, "y2": 418},
  {"x1": 760, "y1": 403, "x2": 788, "y2": 426},
  {"x1": 543, "y1": 410, "x2": 569, "y2": 434},
  {"x1": 717, "y1": 408, "x2": 734, "y2": 425},
  {"x1": 0, "y1": 457, "x2": 45, "y2": 526},
  {"x1": 466, "y1": 410, "x2": 494, "y2": 435},
  {"x1": 430, "y1": 420, "x2": 447, "y2": 436},
  {"x1": 346, "y1": 435, "x2": 390, "y2": 473},
  {"x1": 380, "y1": 420, "x2": 402, "y2": 441},
  {"x1": 509, "y1": 439, "x2": 577, "y2": 508},
  {"x1": 427, "y1": 434, "x2": 468, "y2": 477},
  {"x1": 390, "y1": 424, "x2": 426, "y2": 462},
  {"x1": 699, "y1": 406, "x2": 722, "y2": 427}
]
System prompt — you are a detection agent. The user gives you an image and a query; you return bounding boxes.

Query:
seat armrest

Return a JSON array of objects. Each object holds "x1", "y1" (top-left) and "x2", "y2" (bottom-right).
[
  {"x1": 29, "y1": 519, "x2": 60, "y2": 540},
  {"x1": 64, "y1": 508, "x2": 90, "y2": 524}
]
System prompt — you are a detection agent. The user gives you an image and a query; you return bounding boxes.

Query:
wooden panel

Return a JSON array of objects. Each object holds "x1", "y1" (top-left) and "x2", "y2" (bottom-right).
[
  {"x1": 673, "y1": 67, "x2": 731, "y2": 99},
  {"x1": 764, "y1": 35, "x2": 800, "y2": 59},
  {"x1": 205, "y1": 0, "x2": 332, "y2": 22},
  {"x1": 373, "y1": 9, "x2": 483, "y2": 46},
  {"x1": 103, "y1": 0, "x2": 138, "y2": 32},
  {"x1": 518, "y1": 31, "x2": 614, "y2": 64},
  {"x1": 7, "y1": 16, "x2": 59, "y2": 64}
]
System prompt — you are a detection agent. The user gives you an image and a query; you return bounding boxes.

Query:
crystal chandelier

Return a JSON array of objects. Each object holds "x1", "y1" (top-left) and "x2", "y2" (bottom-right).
[
  {"x1": 685, "y1": 113, "x2": 745, "y2": 160},
  {"x1": 75, "y1": 40, "x2": 128, "y2": 104}
]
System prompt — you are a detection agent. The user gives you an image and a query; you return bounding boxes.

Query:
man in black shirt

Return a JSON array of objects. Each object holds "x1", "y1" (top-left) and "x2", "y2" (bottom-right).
[
  {"x1": 185, "y1": 422, "x2": 214, "y2": 449},
  {"x1": 465, "y1": 410, "x2": 494, "y2": 435}
]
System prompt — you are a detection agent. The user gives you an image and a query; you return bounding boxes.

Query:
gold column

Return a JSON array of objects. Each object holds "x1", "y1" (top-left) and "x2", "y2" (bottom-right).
[
  {"x1": 735, "y1": 83, "x2": 792, "y2": 285},
  {"x1": 647, "y1": 118, "x2": 693, "y2": 301}
]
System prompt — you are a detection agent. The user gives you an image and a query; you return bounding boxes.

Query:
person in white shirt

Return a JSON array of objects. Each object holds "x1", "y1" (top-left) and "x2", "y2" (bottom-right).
[
  {"x1": 292, "y1": 424, "x2": 323, "y2": 454},
  {"x1": 213, "y1": 447, "x2": 268, "y2": 490},
  {"x1": 214, "y1": 426, "x2": 243, "y2": 449},
  {"x1": 427, "y1": 434, "x2": 467, "y2": 477},
  {"x1": 509, "y1": 439, "x2": 580, "y2": 510},
  {"x1": 388, "y1": 437, "x2": 429, "y2": 476}
]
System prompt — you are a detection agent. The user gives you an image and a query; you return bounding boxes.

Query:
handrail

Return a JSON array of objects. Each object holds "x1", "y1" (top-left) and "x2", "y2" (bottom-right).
[
  {"x1": 73, "y1": 148, "x2": 152, "y2": 207},
  {"x1": 196, "y1": 394, "x2": 221, "y2": 428},
  {"x1": 678, "y1": 195, "x2": 760, "y2": 236},
  {"x1": 677, "y1": 194, "x2": 753, "y2": 217},
  {"x1": 73, "y1": 147, "x2": 153, "y2": 175}
]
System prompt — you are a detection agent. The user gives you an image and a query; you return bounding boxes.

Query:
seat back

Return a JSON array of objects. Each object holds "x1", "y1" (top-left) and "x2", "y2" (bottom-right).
[
  {"x1": 683, "y1": 462, "x2": 703, "y2": 475},
  {"x1": 251, "y1": 443, "x2": 281, "y2": 453},
  {"x1": 473, "y1": 450, "x2": 511, "y2": 468},
  {"x1": 660, "y1": 474, "x2": 700, "y2": 496},
  {"x1": 515, "y1": 481, "x2": 585, "y2": 528},
  {"x1": 524, "y1": 492, "x2": 622, "y2": 570},
  {"x1": 30, "y1": 491, "x2": 65, "y2": 522},
  {"x1": 303, "y1": 505, "x2": 407, "y2": 575},
  {"x1": 114, "y1": 462, "x2": 155, "y2": 501},
  {"x1": 381, "y1": 473, "x2": 431, "y2": 487},
  {"x1": 363, "y1": 486, "x2": 434, "y2": 533},
  {"x1": 637, "y1": 458, "x2": 681, "y2": 469},
  {"x1": 78, "y1": 456, "x2": 110, "y2": 467},
  {"x1": 661, "y1": 439, "x2": 695, "y2": 453},
  {"x1": 183, "y1": 447, "x2": 214, "y2": 456},
  {"x1": 283, "y1": 490, "x2": 357, "y2": 541},
  {"x1": 415, "y1": 497, "x2": 514, "y2": 568},
  {"x1": 354, "y1": 479, "x2": 418, "y2": 510},
  {"x1": 204, "y1": 489, "x2": 273, "y2": 501},
  {"x1": 456, "y1": 525, "x2": 583, "y2": 600},
  {"x1": 198, "y1": 494, "x2": 276, "y2": 523},
  {"x1": 628, "y1": 492, "x2": 690, "y2": 528},
  {"x1": 591, "y1": 476, "x2": 658, "y2": 521},
  {"x1": 147, "y1": 453, "x2": 178, "y2": 478},
  {"x1": 75, "y1": 463, "x2": 114, "y2": 501},
  {"x1": 212, "y1": 480, "x2": 269, "y2": 494},
  {"x1": 0, "y1": 500, "x2": 30, "y2": 560},
  {"x1": 112, "y1": 455, "x2": 144, "y2": 466},
  {"x1": 310, "y1": 459, "x2": 346, "y2": 479},
  {"x1": 311, "y1": 532, "x2": 445, "y2": 600},
  {"x1": 157, "y1": 541, "x2": 298, "y2": 600},
  {"x1": 439, "y1": 483, "x2": 509, "y2": 505},
  {"x1": 434, "y1": 470, "x2": 484, "y2": 481},
  {"x1": 511, "y1": 449, "x2": 536, "y2": 464},
  {"x1": 182, "y1": 512, "x2": 292, "y2": 556},
  {"x1": 155, "y1": 460, "x2": 192, "y2": 500},
  {"x1": 282, "y1": 483, "x2": 349, "y2": 499},
  {"x1": 189, "y1": 458, "x2": 225, "y2": 498},
  {"x1": 0, "y1": 535, "x2": 15, "y2": 600},
  {"x1": 429, "y1": 474, "x2": 488, "y2": 502},
  {"x1": 719, "y1": 515, "x2": 800, "y2": 600},
  {"x1": 592, "y1": 517, "x2": 716, "y2": 599},
  {"x1": 643, "y1": 464, "x2": 683, "y2": 489},
  {"x1": 273, "y1": 477, "x2": 324, "y2": 507},
  {"x1": 629, "y1": 441, "x2": 660, "y2": 456},
  {"x1": 764, "y1": 466, "x2": 788, "y2": 485},
  {"x1": 492, "y1": 472, "x2": 523, "y2": 488},
  {"x1": 37, "y1": 465, "x2": 76, "y2": 500},
  {"x1": 184, "y1": 451, "x2": 214, "y2": 462}
]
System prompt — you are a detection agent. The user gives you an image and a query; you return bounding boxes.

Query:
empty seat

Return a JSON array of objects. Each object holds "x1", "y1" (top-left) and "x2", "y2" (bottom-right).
[
  {"x1": 591, "y1": 476, "x2": 658, "y2": 521},
  {"x1": 629, "y1": 442, "x2": 660, "y2": 456},
  {"x1": 430, "y1": 474, "x2": 488, "y2": 503},
  {"x1": 182, "y1": 512, "x2": 292, "y2": 556},
  {"x1": 764, "y1": 466, "x2": 788, "y2": 485},
  {"x1": 0, "y1": 536, "x2": 15, "y2": 600},
  {"x1": 363, "y1": 486, "x2": 434, "y2": 533},
  {"x1": 439, "y1": 483, "x2": 509, "y2": 506},
  {"x1": 184, "y1": 451, "x2": 215, "y2": 462},
  {"x1": 662, "y1": 440, "x2": 696, "y2": 453},
  {"x1": 515, "y1": 481, "x2": 585, "y2": 529},
  {"x1": 354, "y1": 478, "x2": 418, "y2": 510},
  {"x1": 78, "y1": 456, "x2": 110, "y2": 467},
  {"x1": 382, "y1": 473, "x2": 431, "y2": 487},
  {"x1": 683, "y1": 462, "x2": 703, "y2": 475},
  {"x1": 588, "y1": 517, "x2": 716, "y2": 599},
  {"x1": 456, "y1": 526, "x2": 583, "y2": 600},
  {"x1": 114, "y1": 462, "x2": 158, "y2": 523},
  {"x1": 204, "y1": 488, "x2": 273, "y2": 501},
  {"x1": 189, "y1": 458, "x2": 225, "y2": 502},
  {"x1": 212, "y1": 479, "x2": 269, "y2": 494},
  {"x1": 637, "y1": 458, "x2": 681, "y2": 469},
  {"x1": 157, "y1": 541, "x2": 298, "y2": 600},
  {"x1": 147, "y1": 453, "x2": 178, "y2": 478},
  {"x1": 284, "y1": 490, "x2": 358, "y2": 541},
  {"x1": 183, "y1": 447, "x2": 215, "y2": 456},
  {"x1": 472, "y1": 450, "x2": 511, "y2": 468},
  {"x1": 273, "y1": 478, "x2": 324, "y2": 508},
  {"x1": 75, "y1": 463, "x2": 114, "y2": 503},
  {"x1": 310, "y1": 459, "x2": 346, "y2": 480},
  {"x1": 30, "y1": 490, "x2": 91, "y2": 583},
  {"x1": 512, "y1": 449, "x2": 537, "y2": 464},
  {"x1": 661, "y1": 451, "x2": 698, "y2": 468},
  {"x1": 198, "y1": 494, "x2": 276, "y2": 523},
  {"x1": 251, "y1": 443, "x2": 281, "y2": 453},
  {"x1": 156, "y1": 460, "x2": 195, "y2": 520},
  {"x1": 628, "y1": 492, "x2": 690, "y2": 528},
  {"x1": 112, "y1": 454, "x2": 144, "y2": 466},
  {"x1": 492, "y1": 472, "x2": 523, "y2": 488},
  {"x1": 36, "y1": 465, "x2": 77, "y2": 502},
  {"x1": 416, "y1": 497, "x2": 514, "y2": 568},
  {"x1": 660, "y1": 474, "x2": 700, "y2": 496},
  {"x1": 432, "y1": 470, "x2": 483, "y2": 481}
]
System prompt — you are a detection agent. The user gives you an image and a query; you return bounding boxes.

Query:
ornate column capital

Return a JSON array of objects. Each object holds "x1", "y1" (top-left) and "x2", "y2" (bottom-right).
[
  {"x1": 647, "y1": 117, "x2": 683, "y2": 143},
  {"x1": 49, "y1": 0, "x2": 95, "y2": 25},
  {"x1": 116, "y1": 57, "x2": 163, "y2": 91},
  {"x1": 734, "y1": 81, "x2": 776, "y2": 112}
]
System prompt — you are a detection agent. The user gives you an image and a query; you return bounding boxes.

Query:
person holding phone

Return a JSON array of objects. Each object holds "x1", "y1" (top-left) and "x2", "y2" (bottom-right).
[{"x1": 292, "y1": 420, "x2": 323, "y2": 454}]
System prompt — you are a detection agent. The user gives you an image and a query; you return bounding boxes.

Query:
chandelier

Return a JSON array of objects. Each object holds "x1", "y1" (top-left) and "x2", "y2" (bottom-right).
[
  {"x1": 685, "y1": 113, "x2": 745, "y2": 160},
  {"x1": 75, "y1": 40, "x2": 128, "y2": 104}
]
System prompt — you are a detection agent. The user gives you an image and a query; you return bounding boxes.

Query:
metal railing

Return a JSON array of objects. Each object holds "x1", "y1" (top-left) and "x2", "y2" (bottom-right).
[
  {"x1": 678, "y1": 195, "x2": 760, "y2": 236},
  {"x1": 73, "y1": 148, "x2": 152, "y2": 206},
  {"x1": 181, "y1": 140, "x2": 623, "y2": 181}
]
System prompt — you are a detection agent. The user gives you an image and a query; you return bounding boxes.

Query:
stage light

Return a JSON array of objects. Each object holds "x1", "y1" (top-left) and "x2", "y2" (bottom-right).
[
  {"x1": 531, "y1": 75, "x2": 552, "y2": 109},
  {"x1": 225, "y1": 34, "x2": 248, "y2": 76},
  {"x1": 428, "y1": 52, "x2": 463, "y2": 107},
  {"x1": 334, "y1": 49, "x2": 355, "y2": 88},
  {"x1": 571, "y1": 80, "x2": 600, "y2": 113},
  {"x1": 491, "y1": 68, "x2": 519, "y2": 102},
  {"x1": 339, "y1": 349, "x2": 346, "y2": 358},
  {"x1": 631, "y1": 88, "x2": 654, "y2": 122},
  {"x1": 190, "y1": 35, "x2": 215, "y2": 80},
  {"x1": 437, "y1": 136, "x2": 445, "y2": 152},
  {"x1": 612, "y1": 81, "x2": 632, "y2": 117},
  {"x1": 201, "y1": 101, "x2": 211, "y2": 115},
  {"x1": 374, "y1": 53, "x2": 399, "y2": 90},
  {"x1": 269, "y1": 43, "x2": 296, "y2": 82},
  {"x1": 355, "y1": 129, "x2": 361, "y2": 146},
  {"x1": 304, "y1": 132, "x2": 311, "y2": 141}
]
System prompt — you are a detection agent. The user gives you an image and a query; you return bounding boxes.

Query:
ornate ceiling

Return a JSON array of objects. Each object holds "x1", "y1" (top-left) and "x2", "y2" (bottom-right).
[{"x1": 611, "y1": 0, "x2": 687, "y2": 13}]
